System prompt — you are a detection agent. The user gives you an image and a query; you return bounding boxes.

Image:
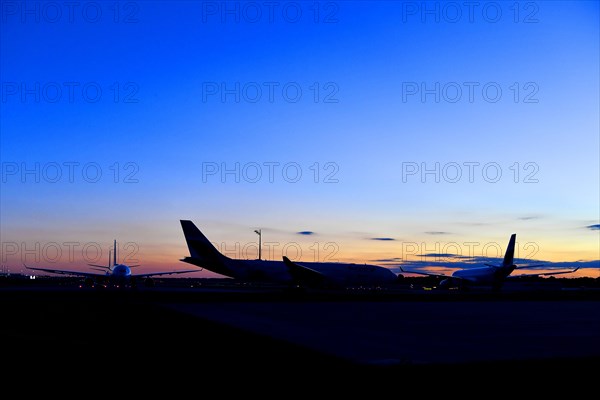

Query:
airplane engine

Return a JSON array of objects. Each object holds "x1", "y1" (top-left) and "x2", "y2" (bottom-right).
[{"x1": 395, "y1": 273, "x2": 404, "y2": 282}]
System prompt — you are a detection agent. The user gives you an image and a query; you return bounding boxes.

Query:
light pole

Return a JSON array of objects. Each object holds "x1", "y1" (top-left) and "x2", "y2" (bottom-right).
[{"x1": 254, "y1": 229, "x2": 262, "y2": 260}]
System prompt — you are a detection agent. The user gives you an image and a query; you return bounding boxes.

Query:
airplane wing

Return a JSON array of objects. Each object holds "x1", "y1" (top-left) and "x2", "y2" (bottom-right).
[
  {"x1": 88, "y1": 264, "x2": 110, "y2": 269},
  {"x1": 398, "y1": 266, "x2": 459, "y2": 279},
  {"x1": 89, "y1": 267, "x2": 110, "y2": 272},
  {"x1": 88, "y1": 263, "x2": 140, "y2": 268},
  {"x1": 131, "y1": 269, "x2": 200, "y2": 278},
  {"x1": 25, "y1": 264, "x2": 106, "y2": 278},
  {"x1": 282, "y1": 256, "x2": 327, "y2": 287},
  {"x1": 508, "y1": 267, "x2": 579, "y2": 278},
  {"x1": 514, "y1": 264, "x2": 547, "y2": 269}
]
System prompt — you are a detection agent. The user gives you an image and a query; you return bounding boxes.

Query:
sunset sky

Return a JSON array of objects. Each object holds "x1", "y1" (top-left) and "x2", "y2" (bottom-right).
[{"x1": 1, "y1": 1, "x2": 598, "y2": 278}]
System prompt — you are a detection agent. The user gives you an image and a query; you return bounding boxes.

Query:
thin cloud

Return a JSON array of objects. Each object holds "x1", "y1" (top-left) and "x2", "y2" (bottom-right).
[
  {"x1": 518, "y1": 216, "x2": 539, "y2": 220},
  {"x1": 392, "y1": 259, "x2": 599, "y2": 271},
  {"x1": 425, "y1": 231, "x2": 450, "y2": 235},
  {"x1": 586, "y1": 224, "x2": 600, "y2": 231},
  {"x1": 416, "y1": 253, "x2": 468, "y2": 258},
  {"x1": 370, "y1": 237, "x2": 396, "y2": 241},
  {"x1": 458, "y1": 222, "x2": 490, "y2": 226},
  {"x1": 297, "y1": 231, "x2": 315, "y2": 235}
]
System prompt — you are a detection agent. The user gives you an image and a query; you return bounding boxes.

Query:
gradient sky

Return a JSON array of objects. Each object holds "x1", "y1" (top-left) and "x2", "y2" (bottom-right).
[{"x1": 1, "y1": 1, "x2": 598, "y2": 277}]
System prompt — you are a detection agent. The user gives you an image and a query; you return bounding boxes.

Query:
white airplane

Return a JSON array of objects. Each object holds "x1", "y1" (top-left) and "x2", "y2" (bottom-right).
[
  {"x1": 400, "y1": 234, "x2": 579, "y2": 291},
  {"x1": 26, "y1": 240, "x2": 199, "y2": 287},
  {"x1": 179, "y1": 220, "x2": 401, "y2": 288}
]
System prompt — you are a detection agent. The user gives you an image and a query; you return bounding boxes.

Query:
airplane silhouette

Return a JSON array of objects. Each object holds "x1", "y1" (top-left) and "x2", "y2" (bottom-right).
[
  {"x1": 400, "y1": 234, "x2": 578, "y2": 291},
  {"x1": 180, "y1": 220, "x2": 402, "y2": 288},
  {"x1": 26, "y1": 240, "x2": 198, "y2": 287}
]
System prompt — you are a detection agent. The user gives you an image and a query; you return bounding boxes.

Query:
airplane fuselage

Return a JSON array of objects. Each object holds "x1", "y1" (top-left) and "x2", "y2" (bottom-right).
[
  {"x1": 110, "y1": 264, "x2": 132, "y2": 278},
  {"x1": 181, "y1": 254, "x2": 398, "y2": 287},
  {"x1": 230, "y1": 259, "x2": 398, "y2": 286},
  {"x1": 447, "y1": 265, "x2": 515, "y2": 286}
]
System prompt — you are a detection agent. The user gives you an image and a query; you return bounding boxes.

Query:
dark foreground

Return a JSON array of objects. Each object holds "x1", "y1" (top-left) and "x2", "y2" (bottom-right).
[{"x1": 1, "y1": 284, "x2": 599, "y2": 392}]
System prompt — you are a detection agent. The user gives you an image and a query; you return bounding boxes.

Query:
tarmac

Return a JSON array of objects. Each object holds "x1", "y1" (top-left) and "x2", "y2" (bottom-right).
[{"x1": 1, "y1": 282, "x2": 598, "y2": 391}]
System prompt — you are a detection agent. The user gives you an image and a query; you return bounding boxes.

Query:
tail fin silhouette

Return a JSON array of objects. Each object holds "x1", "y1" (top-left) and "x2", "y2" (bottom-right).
[
  {"x1": 502, "y1": 234, "x2": 516, "y2": 267},
  {"x1": 180, "y1": 220, "x2": 228, "y2": 260},
  {"x1": 179, "y1": 220, "x2": 233, "y2": 277}
]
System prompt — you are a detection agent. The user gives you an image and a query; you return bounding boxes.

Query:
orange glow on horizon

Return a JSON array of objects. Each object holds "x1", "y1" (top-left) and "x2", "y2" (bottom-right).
[{"x1": 5, "y1": 234, "x2": 598, "y2": 279}]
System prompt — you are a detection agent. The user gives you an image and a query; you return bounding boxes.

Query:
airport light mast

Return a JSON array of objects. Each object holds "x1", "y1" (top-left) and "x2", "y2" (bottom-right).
[{"x1": 254, "y1": 229, "x2": 262, "y2": 260}]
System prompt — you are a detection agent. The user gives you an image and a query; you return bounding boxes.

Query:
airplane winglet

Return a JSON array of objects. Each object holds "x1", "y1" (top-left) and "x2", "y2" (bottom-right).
[
  {"x1": 283, "y1": 256, "x2": 326, "y2": 287},
  {"x1": 282, "y1": 256, "x2": 295, "y2": 268}
]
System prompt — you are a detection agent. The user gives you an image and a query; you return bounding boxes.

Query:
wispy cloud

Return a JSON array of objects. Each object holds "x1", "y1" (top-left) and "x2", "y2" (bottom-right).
[
  {"x1": 370, "y1": 237, "x2": 396, "y2": 241},
  {"x1": 586, "y1": 224, "x2": 600, "y2": 231},
  {"x1": 296, "y1": 231, "x2": 314, "y2": 235},
  {"x1": 416, "y1": 253, "x2": 469, "y2": 258},
  {"x1": 518, "y1": 216, "x2": 539, "y2": 220},
  {"x1": 425, "y1": 231, "x2": 450, "y2": 235}
]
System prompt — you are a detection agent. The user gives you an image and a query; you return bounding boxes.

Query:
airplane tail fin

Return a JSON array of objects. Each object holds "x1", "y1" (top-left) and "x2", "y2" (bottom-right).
[
  {"x1": 502, "y1": 234, "x2": 516, "y2": 267},
  {"x1": 180, "y1": 220, "x2": 230, "y2": 261},
  {"x1": 180, "y1": 220, "x2": 234, "y2": 276}
]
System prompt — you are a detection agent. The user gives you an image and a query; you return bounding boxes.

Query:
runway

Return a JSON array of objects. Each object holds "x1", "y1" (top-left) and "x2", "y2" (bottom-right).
[
  {"x1": 1, "y1": 283, "x2": 598, "y2": 389},
  {"x1": 167, "y1": 300, "x2": 600, "y2": 365}
]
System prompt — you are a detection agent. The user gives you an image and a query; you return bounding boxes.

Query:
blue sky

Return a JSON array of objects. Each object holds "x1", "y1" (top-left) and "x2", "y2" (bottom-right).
[{"x1": 1, "y1": 1, "x2": 598, "y2": 276}]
